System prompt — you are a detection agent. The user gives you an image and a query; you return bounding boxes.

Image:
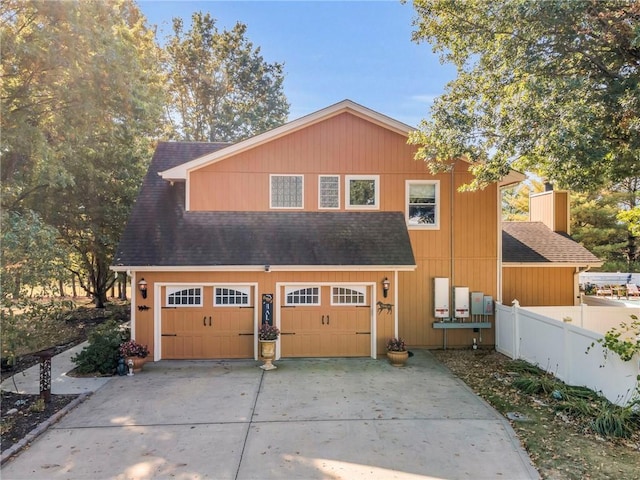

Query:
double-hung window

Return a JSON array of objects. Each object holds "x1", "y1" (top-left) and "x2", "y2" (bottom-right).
[
  {"x1": 270, "y1": 174, "x2": 303, "y2": 209},
  {"x1": 346, "y1": 175, "x2": 379, "y2": 209},
  {"x1": 406, "y1": 180, "x2": 439, "y2": 228}
]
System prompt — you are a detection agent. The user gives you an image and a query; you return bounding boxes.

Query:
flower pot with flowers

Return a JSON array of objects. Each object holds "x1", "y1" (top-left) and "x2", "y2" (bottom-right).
[
  {"x1": 258, "y1": 323, "x2": 280, "y2": 370},
  {"x1": 119, "y1": 340, "x2": 149, "y2": 374},
  {"x1": 386, "y1": 337, "x2": 409, "y2": 367}
]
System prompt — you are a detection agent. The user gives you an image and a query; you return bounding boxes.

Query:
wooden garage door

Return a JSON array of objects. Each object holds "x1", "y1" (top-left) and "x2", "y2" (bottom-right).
[
  {"x1": 161, "y1": 286, "x2": 254, "y2": 359},
  {"x1": 280, "y1": 286, "x2": 371, "y2": 357}
]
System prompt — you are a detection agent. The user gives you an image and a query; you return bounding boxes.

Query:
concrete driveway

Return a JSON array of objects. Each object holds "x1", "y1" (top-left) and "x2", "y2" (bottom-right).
[{"x1": 1, "y1": 350, "x2": 539, "y2": 480}]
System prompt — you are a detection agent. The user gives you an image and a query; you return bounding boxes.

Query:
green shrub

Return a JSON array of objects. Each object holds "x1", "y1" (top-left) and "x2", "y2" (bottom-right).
[
  {"x1": 591, "y1": 402, "x2": 639, "y2": 439},
  {"x1": 71, "y1": 320, "x2": 128, "y2": 374},
  {"x1": 513, "y1": 375, "x2": 557, "y2": 395}
]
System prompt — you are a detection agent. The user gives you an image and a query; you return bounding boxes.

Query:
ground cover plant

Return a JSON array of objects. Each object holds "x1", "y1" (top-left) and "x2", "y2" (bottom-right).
[{"x1": 433, "y1": 349, "x2": 640, "y2": 480}]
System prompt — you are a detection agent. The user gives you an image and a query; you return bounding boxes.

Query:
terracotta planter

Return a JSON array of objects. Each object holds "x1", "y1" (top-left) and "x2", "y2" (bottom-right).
[
  {"x1": 258, "y1": 340, "x2": 277, "y2": 370},
  {"x1": 126, "y1": 356, "x2": 147, "y2": 374},
  {"x1": 387, "y1": 350, "x2": 409, "y2": 367}
]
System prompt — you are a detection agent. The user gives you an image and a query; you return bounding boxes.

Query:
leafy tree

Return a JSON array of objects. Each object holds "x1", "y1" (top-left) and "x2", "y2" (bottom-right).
[
  {"x1": 164, "y1": 11, "x2": 289, "y2": 142},
  {"x1": 1, "y1": 0, "x2": 165, "y2": 306},
  {"x1": 571, "y1": 189, "x2": 638, "y2": 271},
  {"x1": 502, "y1": 176, "x2": 544, "y2": 221},
  {"x1": 409, "y1": 0, "x2": 640, "y2": 193}
]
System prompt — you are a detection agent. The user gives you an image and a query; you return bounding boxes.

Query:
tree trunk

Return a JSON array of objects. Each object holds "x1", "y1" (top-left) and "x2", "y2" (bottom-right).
[{"x1": 58, "y1": 278, "x2": 65, "y2": 297}]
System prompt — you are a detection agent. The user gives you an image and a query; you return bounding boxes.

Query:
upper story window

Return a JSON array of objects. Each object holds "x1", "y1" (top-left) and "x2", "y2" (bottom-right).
[
  {"x1": 331, "y1": 286, "x2": 366, "y2": 305},
  {"x1": 319, "y1": 175, "x2": 340, "y2": 209},
  {"x1": 270, "y1": 175, "x2": 303, "y2": 209},
  {"x1": 346, "y1": 175, "x2": 379, "y2": 209},
  {"x1": 285, "y1": 286, "x2": 320, "y2": 305},
  {"x1": 214, "y1": 286, "x2": 250, "y2": 306},
  {"x1": 167, "y1": 286, "x2": 203, "y2": 306},
  {"x1": 406, "y1": 180, "x2": 439, "y2": 228}
]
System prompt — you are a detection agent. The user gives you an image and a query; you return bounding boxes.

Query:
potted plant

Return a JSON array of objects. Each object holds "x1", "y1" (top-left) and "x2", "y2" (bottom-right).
[
  {"x1": 119, "y1": 340, "x2": 149, "y2": 373},
  {"x1": 258, "y1": 323, "x2": 280, "y2": 370},
  {"x1": 386, "y1": 337, "x2": 409, "y2": 367}
]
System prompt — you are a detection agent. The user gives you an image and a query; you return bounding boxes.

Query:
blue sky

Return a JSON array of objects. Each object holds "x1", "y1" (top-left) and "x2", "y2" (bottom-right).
[{"x1": 138, "y1": 0, "x2": 456, "y2": 127}]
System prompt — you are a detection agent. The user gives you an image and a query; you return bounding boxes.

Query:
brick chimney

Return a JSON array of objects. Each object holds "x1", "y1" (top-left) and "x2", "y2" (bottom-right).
[{"x1": 529, "y1": 188, "x2": 570, "y2": 234}]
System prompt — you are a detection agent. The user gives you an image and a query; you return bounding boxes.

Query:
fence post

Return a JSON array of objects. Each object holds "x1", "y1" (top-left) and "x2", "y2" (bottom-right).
[{"x1": 512, "y1": 299, "x2": 520, "y2": 359}]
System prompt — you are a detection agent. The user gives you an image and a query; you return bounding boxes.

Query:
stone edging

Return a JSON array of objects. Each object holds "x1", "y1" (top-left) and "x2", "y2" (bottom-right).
[{"x1": 1, "y1": 392, "x2": 91, "y2": 466}]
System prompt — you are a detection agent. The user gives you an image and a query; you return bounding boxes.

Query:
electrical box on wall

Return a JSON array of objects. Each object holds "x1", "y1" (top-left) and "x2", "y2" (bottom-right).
[
  {"x1": 471, "y1": 292, "x2": 484, "y2": 315},
  {"x1": 434, "y1": 277, "x2": 450, "y2": 319},
  {"x1": 483, "y1": 296, "x2": 494, "y2": 315},
  {"x1": 454, "y1": 287, "x2": 470, "y2": 319}
]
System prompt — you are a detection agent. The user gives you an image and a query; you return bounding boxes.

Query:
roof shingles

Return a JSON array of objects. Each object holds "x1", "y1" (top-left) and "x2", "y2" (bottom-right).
[
  {"x1": 502, "y1": 222, "x2": 601, "y2": 265},
  {"x1": 114, "y1": 142, "x2": 416, "y2": 268}
]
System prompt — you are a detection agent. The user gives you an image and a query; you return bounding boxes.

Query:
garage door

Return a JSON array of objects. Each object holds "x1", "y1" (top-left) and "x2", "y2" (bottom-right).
[
  {"x1": 280, "y1": 285, "x2": 371, "y2": 357},
  {"x1": 161, "y1": 285, "x2": 254, "y2": 359}
]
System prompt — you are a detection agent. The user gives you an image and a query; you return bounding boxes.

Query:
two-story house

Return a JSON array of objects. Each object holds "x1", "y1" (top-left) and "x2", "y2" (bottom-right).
[{"x1": 112, "y1": 100, "x2": 600, "y2": 361}]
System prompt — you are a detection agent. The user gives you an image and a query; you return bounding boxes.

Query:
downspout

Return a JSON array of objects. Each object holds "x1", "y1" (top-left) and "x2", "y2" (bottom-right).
[
  {"x1": 450, "y1": 164, "x2": 455, "y2": 303},
  {"x1": 574, "y1": 265, "x2": 592, "y2": 306}
]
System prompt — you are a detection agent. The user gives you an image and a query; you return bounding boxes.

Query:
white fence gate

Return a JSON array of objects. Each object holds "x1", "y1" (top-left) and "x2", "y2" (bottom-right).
[{"x1": 495, "y1": 301, "x2": 639, "y2": 406}]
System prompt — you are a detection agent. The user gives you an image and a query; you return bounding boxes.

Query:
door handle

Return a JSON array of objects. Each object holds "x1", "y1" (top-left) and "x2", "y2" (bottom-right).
[
  {"x1": 326, "y1": 315, "x2": 329, "y2": 325},
  {"x1": 209, "y1": 316, "x2": 212, "y2": 326},
  {"x1": 203, "y1": 316, "x2": 206, "y2": 326},
  {"x1": 321, "y1": 315, "x2": 325, "y2": 325}
]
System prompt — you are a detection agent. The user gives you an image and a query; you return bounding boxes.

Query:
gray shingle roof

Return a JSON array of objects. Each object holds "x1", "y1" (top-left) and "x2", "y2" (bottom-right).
[
  {"x1": 502, "y1": 222, "x2": 601, "y2": 265},
  {"x1": 113, "y1": 142, "x2": 416, "y2": 268}
]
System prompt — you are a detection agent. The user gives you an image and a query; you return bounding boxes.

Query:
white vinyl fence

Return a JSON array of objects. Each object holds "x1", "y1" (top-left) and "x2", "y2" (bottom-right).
[{"x1": 495, "y1": 301, "x2": 639, "y2": 406}]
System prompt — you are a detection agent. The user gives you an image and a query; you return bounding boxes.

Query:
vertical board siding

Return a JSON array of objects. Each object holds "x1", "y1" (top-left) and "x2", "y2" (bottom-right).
[
  {"x1": 503, "y1": 267, "x2": 575, "y2": 306},
  {"x1": 146, "y1": 111, "x2": 509, "y2": 350}
]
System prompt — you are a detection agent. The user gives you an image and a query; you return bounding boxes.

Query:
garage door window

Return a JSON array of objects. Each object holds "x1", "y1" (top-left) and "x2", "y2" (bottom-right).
[
  {"x1": 332, "y1": 286, "x2": 366, "y2": 305},
  {"x1": 215, "y1": 287, "x2": 250, "y2": 306},
  {"x1": 167, "y1": 287, "x2": 202, "y2": 306},
  {"x1": 285, "y1": 287, "x2": 320, "y2": 305}
]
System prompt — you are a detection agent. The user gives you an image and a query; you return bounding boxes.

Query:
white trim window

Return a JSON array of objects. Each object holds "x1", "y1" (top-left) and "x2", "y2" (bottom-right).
[
  {"x1": 214, "y1": 286, "x2": 251, "y2": 306},
  {"x1": 331, "y1": 286, "x2": 366, "y2": 305},
  {"x1": 166, "y1": 286, "x2": 203, "y2": 306},
  {"x1": 406, "y1": 180, "x2": 439, "y2": 228},
  {"x1": 319, "y1": 175, "x2": 340, "y2": 209},
  {"x1": 285, "y1": 286, "x2": 320, "y2": 305},
  {"x1": 270, "y1": 174, "x2": 303, "y2": 209},
  {"x1": 346, "y1": 175, "x2": 379, "y2": 209}
]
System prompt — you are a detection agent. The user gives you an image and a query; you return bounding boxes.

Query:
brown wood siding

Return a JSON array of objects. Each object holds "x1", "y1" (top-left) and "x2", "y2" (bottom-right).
[
  {"x1": 502, "y1": 267, "x2": 576, "y2": 306},
  {"x1": 530, "y1": 191, "x2": 569, "y2": 233},
  {"x1": 133, "y1": 270, "x2": 399, "y2": 358},
  {"x1": 145, "y1": 112, "x2": 505, "y2": 352},
  {"x1": 189, "y1": 113, "x2": 427, "y2": 212}
]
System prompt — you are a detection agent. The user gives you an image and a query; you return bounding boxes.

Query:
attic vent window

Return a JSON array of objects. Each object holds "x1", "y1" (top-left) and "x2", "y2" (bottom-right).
[{"x1": 270, "y1": 174, "x2": 303, "y2": 209}]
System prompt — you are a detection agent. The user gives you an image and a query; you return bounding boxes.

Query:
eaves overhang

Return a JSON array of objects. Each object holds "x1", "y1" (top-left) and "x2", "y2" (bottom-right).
[{"x1": 111, "y1": 264, "x2": 418, "y2": 273}]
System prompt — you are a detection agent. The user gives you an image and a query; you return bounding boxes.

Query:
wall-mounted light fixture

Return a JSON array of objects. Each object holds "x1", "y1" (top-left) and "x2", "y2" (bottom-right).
[
  {"x1": 382, "y1": 277, "x2": 390, "y2": 298},
  {"x1": 265, "y1": 265, "x2": 270, "y2": 272},
  {"x1": 138, "y1": 278, "x2": 148, "y2": 299}
]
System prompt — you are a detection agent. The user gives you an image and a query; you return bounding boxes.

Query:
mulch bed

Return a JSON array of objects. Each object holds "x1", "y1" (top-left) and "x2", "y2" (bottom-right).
[
  {"x1": 1, "y1": 302, "x2": 130, "y2": 455},
  {"x1": 1, "y1": 391, "x2": 78, "y2": 453}
]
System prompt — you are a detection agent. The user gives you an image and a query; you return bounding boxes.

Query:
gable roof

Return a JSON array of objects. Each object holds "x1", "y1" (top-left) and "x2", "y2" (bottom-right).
[
  {"x1": 502, "y1": 222, "x2": 602, "y2": 266},
  {"x1": 113, "y1": 141, "x2": 416, "y2": 270},
  {"x1": 159, "y1": 99, "x2": 413, "y2": 182}
]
